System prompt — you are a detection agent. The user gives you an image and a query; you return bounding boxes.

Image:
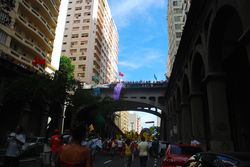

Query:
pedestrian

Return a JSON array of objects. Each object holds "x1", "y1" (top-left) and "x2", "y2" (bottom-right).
[
  {"x1": 4, "y1": 125, "x2": 26, "y2": 167},
  {"x1": 50, "y1": 129, "x2": 62, "y2": 167},
  {"x1": 123, "y1": 139, "x2": 133, "y2": 167},
  {"x1": 57, "y1": 124, "x2": 92, "y2": 167},
  {"x1": 138, "y1": 136, "x2": 149, "y2": 167}
]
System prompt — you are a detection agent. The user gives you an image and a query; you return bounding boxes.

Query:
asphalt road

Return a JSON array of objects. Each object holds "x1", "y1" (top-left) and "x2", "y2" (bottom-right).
[{"x1": 93, "y1": 153, "x2": 163, "y2": 167}]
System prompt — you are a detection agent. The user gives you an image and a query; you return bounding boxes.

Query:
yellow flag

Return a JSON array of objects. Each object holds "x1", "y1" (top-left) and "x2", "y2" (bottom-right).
[{"x1": 89, "y1": 124, "x2": 94, "y2": 131}]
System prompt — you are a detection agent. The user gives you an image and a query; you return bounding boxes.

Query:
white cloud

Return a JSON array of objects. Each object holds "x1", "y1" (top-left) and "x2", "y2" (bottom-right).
[
  {"x1": 108, "y1": 0, "x2": 166, "y2": 28},
  {"x1": 119, "y1": 48, "x2": 165, "y2": 70}
]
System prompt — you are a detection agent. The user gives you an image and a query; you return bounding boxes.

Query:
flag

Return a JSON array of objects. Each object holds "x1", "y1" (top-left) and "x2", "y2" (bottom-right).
[
  {"x1": 113, "y1": 83, "x2": 123, "y2": 100},
  {"x1": 154, "y1": 74, "x2": 157, "y2": 81},
  {"x1": 118, "y1": 72, "x2": 124, "y2": 77},
  {"x1": 89, "y1": 124, "x2": 94, "y2": 131}
]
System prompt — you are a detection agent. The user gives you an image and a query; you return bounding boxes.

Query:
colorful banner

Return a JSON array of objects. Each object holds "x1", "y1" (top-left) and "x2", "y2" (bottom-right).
[{"x1": 113, "y1": 83, "x2": 123, "y2": 100}]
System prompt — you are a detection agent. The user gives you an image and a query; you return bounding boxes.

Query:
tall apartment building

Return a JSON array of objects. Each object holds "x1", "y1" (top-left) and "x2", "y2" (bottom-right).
[
  {"x1": 128, "y1": 113, "x2": 141, "y2": 133},
  {"x1": 114, "y1": 111, "x2": 129, "y2": 133},
  {"x1": 61, "y1": 0, "x2": 118, "y2": 84},
  {"x1": 167, "y1": 0, "x2": 191, "y2": 76},
  {"x1": 0, "y1": 0, "x2": 60, "y2": 73}
]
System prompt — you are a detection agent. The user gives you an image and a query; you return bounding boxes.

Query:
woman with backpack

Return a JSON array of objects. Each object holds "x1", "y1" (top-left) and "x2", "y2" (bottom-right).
[{"x1": 123, "y1": 139, "x2": 133, "y2": 167}]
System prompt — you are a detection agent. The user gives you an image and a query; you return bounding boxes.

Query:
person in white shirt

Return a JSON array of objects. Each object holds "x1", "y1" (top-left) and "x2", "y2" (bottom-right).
[
  {"x1": 4, "y1": 125, "x2": 26, "y2": 167},
  {"x1": 138, "y1": 136, "x2": 149, "y2": 167}
]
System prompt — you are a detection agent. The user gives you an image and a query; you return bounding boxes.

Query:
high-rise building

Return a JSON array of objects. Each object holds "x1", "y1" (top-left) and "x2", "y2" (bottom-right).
[
  {"x1": 0, "y1": 0, "x2": 60, "y2": 73},
  {"x1": 114, "y1": 111, "x2": 128, "y2": 133},
  {"x1": 167, "y1": 0, "x2": 191, "y2": 76},
  {"x1": 61, "y1": 0, "x2": 118, "y2": 84},
  {"x1": 128, "y1": 112, "x2": 141, "y2": 133}
]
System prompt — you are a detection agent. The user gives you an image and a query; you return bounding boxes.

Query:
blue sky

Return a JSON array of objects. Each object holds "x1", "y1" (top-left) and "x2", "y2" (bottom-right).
[
  {"x1": 108, "y1": 0, "x2": 168, "y2": 128},
  {"x1": 108, "y1": 0, "x2": 168, "y2": 81}
]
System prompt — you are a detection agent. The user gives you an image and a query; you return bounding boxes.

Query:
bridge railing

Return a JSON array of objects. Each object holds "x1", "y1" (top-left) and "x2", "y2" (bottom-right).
[{"x1": 109, "y1": 80, "x2": 168, "y2": 88}]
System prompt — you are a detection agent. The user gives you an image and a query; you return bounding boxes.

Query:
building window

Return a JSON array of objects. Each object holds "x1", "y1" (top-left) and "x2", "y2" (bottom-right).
[
  {"x1": 176, "y1": 32, "x2": 182, "y2": 38},
  {"x1": 71, "y1": 41, "x2": 78, "y2": 46},
  {"x1": 175, "y1": 24, "x2": 182, "y2": 30},
  {"x1": 64, "y1": 35, "x2": 68, "y2": 37},
  {"x1": 83, "y1": 19, "x2": 90, "y2": 23},
  {"x1": 70, "y1": 49, "x2": 77, "y2": 54},
  {"x1": 80, "y1": 41, "x2": 88, "y2": 45},
  {"x1": 66, "y1": 21, "x2": 69, "y2": 23},
  {"x1": 76, "y1": 0, "x2": 82, "y2": 3},
  {"x1": 80, "y1": 48, "x2": 87, "y2": 52},
  {"x1": 70, "y1": 57, "x2": 76, "y2": 61},
  {"x1": 72, "y1": 34, "x2": 79, "y2": 38},
  {"x1": 174, "y1": 16, "x2": 181, "y2": 22},
  {"x1": 82, "y1": 26, "x2": 89, "y2": 30},
  {"x1": 72, "y1": 27, "x2": 79, "y2": 30},
  {"x1": 84, "y1": 12, "x2": 91, "y2": 16},
  {"x1": 68, "y1": 8, "x2": 72, "y2": 10},
  {"x1": 74, "y1": 13, "x2": 81, "y2": 18},
  {"x1": 62, "y1": 50, "x2": 66, "y2": 52},
  {"x1": 75, "y1": 7, "x2": 82, "y2": 11},
  {"x1": 85, "y1": 6, "x2": 91, "y2": 10},
  {"x1": 63, "y1": 42, "x2": 67, "y2": 45},
  {"x1": 173, "y1": 1, "x2": 178, "y2": 6},
  {"x1": 81, "y1": 33, "x2": 88, "y2": 37},
  {"x1": 79, "y1": 56, "x2": 86, "y2": 60},
  {"x1": 73, "y1": 20, "x2": 80, "y2": 24}
]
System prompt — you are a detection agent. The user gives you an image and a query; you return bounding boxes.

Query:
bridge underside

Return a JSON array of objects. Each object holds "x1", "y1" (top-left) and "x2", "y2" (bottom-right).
[{"x1": 113, "y1": 100, "x2": 162, "y2": 118}]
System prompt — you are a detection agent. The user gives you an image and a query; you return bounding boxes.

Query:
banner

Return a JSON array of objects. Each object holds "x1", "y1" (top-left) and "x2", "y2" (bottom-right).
[{"x1": 113, "y1": 83, "x2": 123, "y2": 100}]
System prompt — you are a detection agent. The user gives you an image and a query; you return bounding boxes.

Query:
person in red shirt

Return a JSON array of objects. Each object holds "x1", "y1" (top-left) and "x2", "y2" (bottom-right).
[{"x1": 50, "y1": 129, "x2": 62, "y2": 167}]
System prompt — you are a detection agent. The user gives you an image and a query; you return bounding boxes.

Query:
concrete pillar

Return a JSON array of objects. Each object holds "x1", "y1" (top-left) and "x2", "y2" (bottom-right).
[
  {"x1": 58, "y1": 103, "x2": 66, "y2": 134},
  {"x1": 189, "y1": 92, "x2": 206, "y2": 147},
  {"x1": 181, "y1": 103, "x2": 192, "y2": 144},
  {"x1": 205, "y1": 73, "x2": 234, "y2": 151}
]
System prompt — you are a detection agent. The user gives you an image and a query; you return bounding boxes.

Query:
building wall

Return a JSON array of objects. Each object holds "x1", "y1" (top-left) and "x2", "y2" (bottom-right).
[
  {"x1": 0, "y1": 0, "x2": 60, "y2": 73},
  {"x1": 164, "y1": 0, "x2": 250, "y2": 152},
  {"x1": 61, "y1": 0, "x2": 118, "y2": 84},
  {"x1": 114, "y1": 111, "x2": 128, "y2": 133},
  {"x1": 167, "y1": 0, "x2": 191, "y2": 76}
]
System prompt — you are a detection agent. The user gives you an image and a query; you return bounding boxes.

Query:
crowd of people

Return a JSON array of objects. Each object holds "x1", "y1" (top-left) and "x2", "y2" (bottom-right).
[
  {"x1": 3, "y1": 125, "x2": 202, "y2": 167},
  {"x1": 109, "y1": 80, "x2": 168, "y2": 89}
]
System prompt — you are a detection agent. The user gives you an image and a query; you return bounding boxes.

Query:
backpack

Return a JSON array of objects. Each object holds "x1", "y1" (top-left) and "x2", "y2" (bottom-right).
[{"x1": 124, "y1": 144, "x2": 132, "y2": 156}]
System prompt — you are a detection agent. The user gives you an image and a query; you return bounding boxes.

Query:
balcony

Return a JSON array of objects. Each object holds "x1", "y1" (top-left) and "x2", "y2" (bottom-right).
[
  {"x1": 43, "y1": 0, "x2": 59, "y2": 17},
  {"x1": 29, "y1": 0, "x2": 57, "y2": 27},
  {"x1": 16, "y1": 15, "x2": 53, "y2": 52},
  {"x1": 19, "y1": 0, "x2": 55, "y2": 39},
  {"x1": 13, "y1": 32, "x2": 47, "y2": 61}
]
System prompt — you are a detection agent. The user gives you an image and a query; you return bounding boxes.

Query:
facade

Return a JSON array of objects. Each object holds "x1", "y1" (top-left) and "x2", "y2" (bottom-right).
[
  {"x1": 163, "y1": 0, "x2": 250, "y2": 152},
  {"x1": 128, "y1": 113, "x2": 141, "y2": 133},
  {"x1": 114, "y1": 111, "x2": 129, "y2": 133},
  {"x1": 61, "y1": 0, "x2": 118, "y2": 84},
  {"x1": 0, "y1": 0, "x2": 60, "y2": 73},
  {"x1": 167, "y1": 0, "x2": 191, "y2": 76}
]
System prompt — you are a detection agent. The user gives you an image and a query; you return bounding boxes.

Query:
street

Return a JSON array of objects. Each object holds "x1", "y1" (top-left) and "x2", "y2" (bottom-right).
[{"x1": 93, "y1": 153, "x2": 162, "y2": 167}]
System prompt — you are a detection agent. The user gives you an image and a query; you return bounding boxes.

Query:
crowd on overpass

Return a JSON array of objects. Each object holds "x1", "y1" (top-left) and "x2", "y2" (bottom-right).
[{"x1": 109, "y1": 80, "x2": 167, "y2": 88}]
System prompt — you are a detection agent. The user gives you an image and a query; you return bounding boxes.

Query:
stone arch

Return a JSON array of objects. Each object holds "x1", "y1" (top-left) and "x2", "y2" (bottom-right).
[
  {"x1": 208, "y1": 5, "x2": 250, "y2": 151},
  {"x1": 190, "y1": 49, "x2": 210, "y2": 150}
]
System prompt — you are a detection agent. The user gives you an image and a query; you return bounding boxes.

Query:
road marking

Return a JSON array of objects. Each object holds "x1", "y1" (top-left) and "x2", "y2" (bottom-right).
[{"x1": 104, "y1": 160, "x2": 112, "y2": 164}]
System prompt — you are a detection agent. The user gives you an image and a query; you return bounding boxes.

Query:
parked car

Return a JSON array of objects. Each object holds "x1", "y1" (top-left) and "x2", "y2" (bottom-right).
[
  {"x1": 184, "y1": 152, "x2": 250, "y2": 167},
  {"x1": 20, "y1": 137, "x2": 46, "y2": 158},
  {"x1": 161, "y1": 144, "x2": 202, "y2": 167}
]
